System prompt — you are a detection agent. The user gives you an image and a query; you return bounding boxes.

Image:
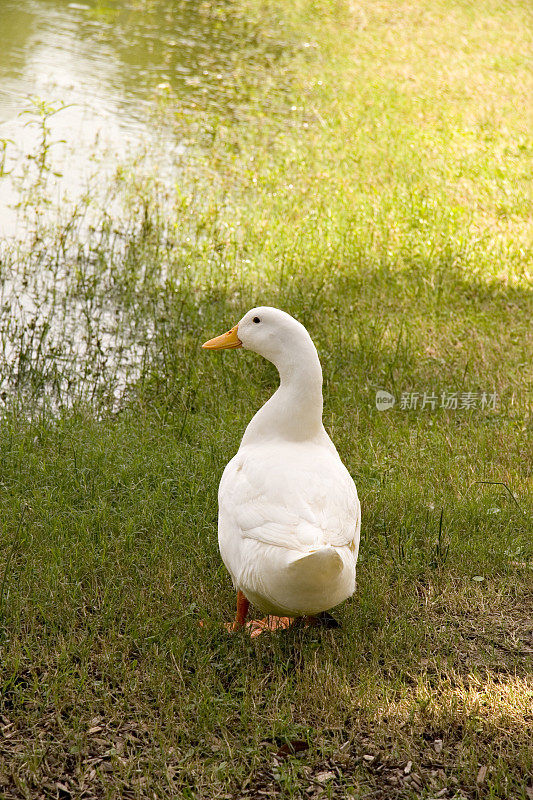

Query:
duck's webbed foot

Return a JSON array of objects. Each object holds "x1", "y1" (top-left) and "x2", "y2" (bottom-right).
[
  {"x1": 300, "y1": 611, "x2": 341, "y2": 629},
  {"x1": 245, "y1": 616, "x2": 294, "y2": 638},
  {"x1": 223, "y1": 595, "x2": 341, "y2": 637},
  {"x1": 244, "y1": 611, "x2": 341, "y2": 637}
]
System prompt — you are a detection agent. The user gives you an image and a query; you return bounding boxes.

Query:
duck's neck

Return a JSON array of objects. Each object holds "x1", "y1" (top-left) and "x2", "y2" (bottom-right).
[{"x1": 241, "y1": 342, "x2": 324, "y2": 445}]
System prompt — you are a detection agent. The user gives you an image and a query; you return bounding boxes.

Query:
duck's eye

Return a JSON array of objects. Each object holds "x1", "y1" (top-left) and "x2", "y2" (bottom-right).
[{"x1": 253, "y1": 317, "x2": 261, "y2": 324}]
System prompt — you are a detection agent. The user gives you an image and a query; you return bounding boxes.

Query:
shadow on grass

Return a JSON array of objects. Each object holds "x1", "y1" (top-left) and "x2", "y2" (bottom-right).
[{"x1": 0, "y1": 250, "x2": 531, "y2": 797}]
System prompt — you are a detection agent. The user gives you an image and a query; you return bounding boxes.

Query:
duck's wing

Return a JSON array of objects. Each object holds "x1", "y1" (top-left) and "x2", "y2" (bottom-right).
[{"x1": 219, "y1": 444, "x2": 360, "y2": 555}]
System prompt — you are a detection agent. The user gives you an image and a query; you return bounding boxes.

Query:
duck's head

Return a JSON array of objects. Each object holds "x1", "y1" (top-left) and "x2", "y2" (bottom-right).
[{"x1": 202, "y1": 306, "x2": 314, "y2": 365}]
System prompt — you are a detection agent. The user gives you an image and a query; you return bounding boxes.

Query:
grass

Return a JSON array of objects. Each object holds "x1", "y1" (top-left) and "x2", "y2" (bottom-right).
[{"x1": 0, "y1": 0, "x2": 532, "y2": 798}]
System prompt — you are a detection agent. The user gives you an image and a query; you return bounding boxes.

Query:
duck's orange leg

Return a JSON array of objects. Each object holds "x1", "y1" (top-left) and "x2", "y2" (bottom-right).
[
  {"x1": 225, "y1": 592, "x2": 294, "y2": 636},
  {"x1": 225, "y1": 590, "x2": 250, "y2": 631},
  {"x1": 235, "y1": 590, "x2": 250, "y2": 628}
]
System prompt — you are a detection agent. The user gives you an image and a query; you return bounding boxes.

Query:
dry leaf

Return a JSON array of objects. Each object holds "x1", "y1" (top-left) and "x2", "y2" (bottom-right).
[
  {"x1": 476, "y1": 765, "x2": 488, "y2": 784},
  {"x1": 56, "y1": 784, "x2": 71, "y2": 800},
  {"x1": 315, "y1": 770, "x2": 335, "y2": 783},
  {"x1": 275, "y1": 740, "x2": 309, "y2": 758}
]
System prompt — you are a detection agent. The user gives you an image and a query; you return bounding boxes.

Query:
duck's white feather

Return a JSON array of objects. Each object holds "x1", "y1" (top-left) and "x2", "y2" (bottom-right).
[
  {"x1": 220, "y1": 442, "x2": 359, "y2": 552},
  {"x1": 219, "y1": 441, "x2": 360, "y2": 615}
]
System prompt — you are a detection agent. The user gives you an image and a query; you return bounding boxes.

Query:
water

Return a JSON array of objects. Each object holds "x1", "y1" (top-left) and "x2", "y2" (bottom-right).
[
  {"x1": 0, "y1": 0, "x2": 286, "y2": 236},
  {"x1": 0, "y1": 0, "x2": 288, "y2": 408}
]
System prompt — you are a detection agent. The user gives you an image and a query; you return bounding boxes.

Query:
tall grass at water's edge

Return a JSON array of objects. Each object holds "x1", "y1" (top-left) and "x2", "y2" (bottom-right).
[{"x1": 0, "y1": 0, "x2": 532, "y2": 798}]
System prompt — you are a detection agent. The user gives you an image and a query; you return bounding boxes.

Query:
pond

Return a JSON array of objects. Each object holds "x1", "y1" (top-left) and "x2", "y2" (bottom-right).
[
  {"x1": 0, "y1": 0, "x2": 287, "y2": 236},
  {"x1": 0, "y1": 0, "x2": 290, "y2": 407}
]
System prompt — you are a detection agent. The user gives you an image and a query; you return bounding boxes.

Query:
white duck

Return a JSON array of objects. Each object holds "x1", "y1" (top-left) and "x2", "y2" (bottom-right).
[{"x1": 202, "y1": 307, "x2": 360, "y2": 635}]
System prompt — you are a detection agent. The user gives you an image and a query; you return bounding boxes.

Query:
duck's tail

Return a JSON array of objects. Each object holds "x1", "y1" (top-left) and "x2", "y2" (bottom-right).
[
  {"x1": 289, "y1": 546, "x2": 343, "y2": 581},
  {"x1": 278, "y1": 546, "x2": 346, "y2": 614}
]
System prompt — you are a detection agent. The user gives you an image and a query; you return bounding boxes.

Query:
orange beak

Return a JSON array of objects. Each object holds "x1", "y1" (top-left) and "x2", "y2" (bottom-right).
[{"x1": 202, "y1": 324, "x2": 242, "y2": 350}]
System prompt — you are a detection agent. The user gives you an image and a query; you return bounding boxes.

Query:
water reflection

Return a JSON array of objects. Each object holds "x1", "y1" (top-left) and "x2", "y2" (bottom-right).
[{"x1": 0, "y1": 0, "x2": 286, "y2": 235}]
